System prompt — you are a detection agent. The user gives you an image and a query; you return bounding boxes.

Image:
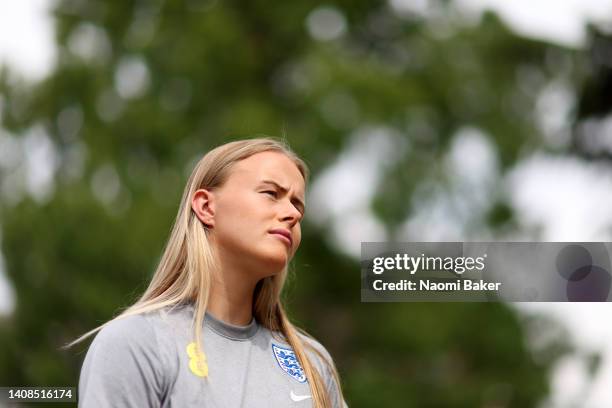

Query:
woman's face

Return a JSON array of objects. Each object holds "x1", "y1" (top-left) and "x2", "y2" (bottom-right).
[{"x1": 203, "y1": 151, "x2": 305, "y2": 278}]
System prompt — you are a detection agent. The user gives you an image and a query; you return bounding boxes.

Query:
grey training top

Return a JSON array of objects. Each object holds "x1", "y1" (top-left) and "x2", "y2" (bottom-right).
[{"x1": 78, "y1": 303, "x2": 346, "y2": 407}]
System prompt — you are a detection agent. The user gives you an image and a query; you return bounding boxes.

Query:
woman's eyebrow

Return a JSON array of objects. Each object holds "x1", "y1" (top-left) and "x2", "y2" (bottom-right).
[{"x1": 260, "y1": 179, "x2": 306, "y2": 211}]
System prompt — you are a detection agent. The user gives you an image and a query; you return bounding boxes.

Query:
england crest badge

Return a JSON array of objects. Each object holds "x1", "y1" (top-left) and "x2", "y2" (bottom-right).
[{"x1": 272, "y1": 344, "x2": 307, "y2": 383}]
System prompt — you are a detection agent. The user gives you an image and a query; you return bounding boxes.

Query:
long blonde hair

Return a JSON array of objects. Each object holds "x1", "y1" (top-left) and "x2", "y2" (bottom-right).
[{"x1": 66, "y1": 137, "x2": 343, "y2": 407}]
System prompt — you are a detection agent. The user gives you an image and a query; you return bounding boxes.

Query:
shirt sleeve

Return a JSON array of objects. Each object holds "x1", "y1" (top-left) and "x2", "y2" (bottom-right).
[{"x1": 78, "y1": 314, "x2": 166, "y2": 408}]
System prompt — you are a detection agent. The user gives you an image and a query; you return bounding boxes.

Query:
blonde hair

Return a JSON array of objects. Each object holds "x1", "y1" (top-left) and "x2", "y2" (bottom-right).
[{"x1": 66, "y1": 137, "x2": 343, "y2": 407}]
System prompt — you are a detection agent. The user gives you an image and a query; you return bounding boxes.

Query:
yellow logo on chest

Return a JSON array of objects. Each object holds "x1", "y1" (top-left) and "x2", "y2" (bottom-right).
[{"x1": 186, "y1": 342, "x2": 208, "y2": 377}]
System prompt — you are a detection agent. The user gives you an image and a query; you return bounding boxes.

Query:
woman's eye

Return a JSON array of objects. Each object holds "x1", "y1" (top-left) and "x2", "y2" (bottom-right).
[{"x1": 263, "y1": 190, "x2": 277, "y2": 197}]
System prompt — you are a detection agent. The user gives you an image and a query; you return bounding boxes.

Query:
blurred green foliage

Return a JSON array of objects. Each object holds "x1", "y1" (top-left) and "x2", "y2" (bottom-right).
[{"x1": 0, "y1": 0, "x2": 603, "y2": 406}]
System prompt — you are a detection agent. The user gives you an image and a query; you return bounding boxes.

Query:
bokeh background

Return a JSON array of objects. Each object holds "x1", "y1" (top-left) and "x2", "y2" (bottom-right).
[{"x1": 1, "y1": 0, "x2": 612, "y2": 406}]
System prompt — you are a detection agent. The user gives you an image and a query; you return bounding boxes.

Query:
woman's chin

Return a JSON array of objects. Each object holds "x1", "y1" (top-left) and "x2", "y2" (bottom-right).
[{"x1": 258, "y1": 250, "x2": 289, "y2": 274}]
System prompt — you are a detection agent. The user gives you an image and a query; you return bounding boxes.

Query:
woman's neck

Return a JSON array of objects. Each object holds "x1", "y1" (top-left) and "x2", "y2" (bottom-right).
[{"x1": 207, "y1": 269, "x2": 258, "y2": 326}]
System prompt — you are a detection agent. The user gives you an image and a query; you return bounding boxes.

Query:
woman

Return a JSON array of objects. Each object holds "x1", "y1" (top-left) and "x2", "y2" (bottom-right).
[{"x1": 70, "y1": 138, "x2": 346, "y2": 407}]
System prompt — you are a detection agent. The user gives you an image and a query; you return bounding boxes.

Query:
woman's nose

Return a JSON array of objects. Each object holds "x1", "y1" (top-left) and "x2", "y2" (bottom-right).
[{"x1": 280, "y1": 201, "x2": 301, "y2": 224}]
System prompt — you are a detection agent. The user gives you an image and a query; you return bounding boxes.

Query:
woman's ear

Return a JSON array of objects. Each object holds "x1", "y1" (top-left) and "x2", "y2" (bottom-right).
[{"x1": 191, "y1": 189, "x2": 215, "y2": 227}]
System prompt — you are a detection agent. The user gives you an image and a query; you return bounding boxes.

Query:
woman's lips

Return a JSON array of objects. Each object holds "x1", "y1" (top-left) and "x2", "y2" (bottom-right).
[{"x1": 269, "y1": 229, "x2": 292, "y2": 246}]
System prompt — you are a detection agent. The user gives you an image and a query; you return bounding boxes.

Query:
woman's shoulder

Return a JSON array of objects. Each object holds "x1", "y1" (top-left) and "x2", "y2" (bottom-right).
[
  {"x1": 296, "y1": 331, "x2": 335, "y2": 361},
  {"x1": 79, "y1": 311, "x2": 181, "y2": 406},
  {"x1": 87, "y1": 313, "x2": 158, "y2": 355},
  {"x1": 99, "y1": 312, "x2": 149, "y2": 332},
  {"x1": 81, "y1": 308, "x2": 186, "y2": 380},
  {"x1": 89, "y1": 304, "x2": 192, "y2": 352}
]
